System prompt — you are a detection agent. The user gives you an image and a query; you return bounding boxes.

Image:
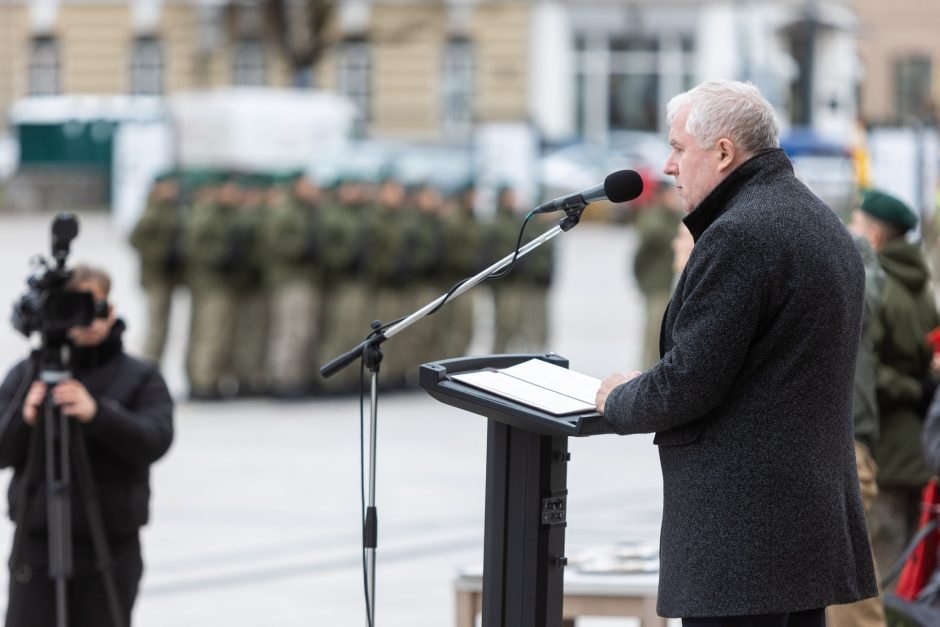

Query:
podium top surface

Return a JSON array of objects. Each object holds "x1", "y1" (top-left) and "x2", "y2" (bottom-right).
[{"x1": 419, "y1": 353, "x2": 615, "y2": 437}]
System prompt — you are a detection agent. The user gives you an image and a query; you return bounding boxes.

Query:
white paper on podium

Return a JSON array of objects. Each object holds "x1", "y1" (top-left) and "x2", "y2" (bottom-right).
[{"x1": 451, "y1": 359, "x2": 601, "y2": 416}]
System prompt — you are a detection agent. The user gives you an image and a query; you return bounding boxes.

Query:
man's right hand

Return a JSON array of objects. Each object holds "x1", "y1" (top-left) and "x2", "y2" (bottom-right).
[{"x1": 22, "y1": 381, "x2": 47, "y2": 426}]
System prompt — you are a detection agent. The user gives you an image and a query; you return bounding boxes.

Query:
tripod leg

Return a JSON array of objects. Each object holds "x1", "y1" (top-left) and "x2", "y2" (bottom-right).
[
  {"x1": 71, "y1": 428, "x2": 126, "y2": 627},
  {"x1": 45, "y1": 397, "x2": 73, "y2": 627}
]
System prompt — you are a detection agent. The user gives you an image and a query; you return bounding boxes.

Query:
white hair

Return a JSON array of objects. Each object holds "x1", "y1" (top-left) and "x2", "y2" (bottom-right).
[{"x1": 666, "y1": 80, "x2": 780, "y2": 155}]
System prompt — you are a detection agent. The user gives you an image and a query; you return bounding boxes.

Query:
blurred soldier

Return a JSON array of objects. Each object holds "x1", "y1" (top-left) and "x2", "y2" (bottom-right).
[
  {"x1": 363, "y1": 176, "x2": 434, "y2": 389},
  {"x1": 230, "y1": 174, "x2": 270, "y2": 397},
  {"x1": 633, "y1": 181, "x2": 682, "y2": 369},
  {"x1": 850, "y1": 189, "x2": 940, "y2": 585},
  {"x1": 263, "y1": 171, "x2": 323, "y2": 398},
  {"x1": 317, "y1": 176, "x2": 375, "y2": 394},
  {"x1": 489, "y1": 185, "x2": 553, "y2": 354},
  {"x1": 129, "y1": 171, "x2": 185, "y2": 364},
  {"x1": 487, "y1": 186, "x2": 525, "y2": 354},
  {"x1": 516, "y1": 210, "x2": 555, "y2": 353},
  {"x1": 433, "y1": 183, "x2": 479, "y2": 360},
  {"x1": 408, "y1": 182, "x2": 451, "y2": 377},
  {"x1": 183, "y1": 171, "x2": 241, "y2": 399}
]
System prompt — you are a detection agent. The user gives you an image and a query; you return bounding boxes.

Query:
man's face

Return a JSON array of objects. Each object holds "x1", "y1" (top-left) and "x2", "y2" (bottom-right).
[
  {"x1": 849, "y1": 209, "x2": 884, "y2": 250},
  {"x1": 663, "y1": 106, "x2": 728, "y2": 213},
  {"x1": 67, "y1": 281, "x2": 115, "y2": 347}
]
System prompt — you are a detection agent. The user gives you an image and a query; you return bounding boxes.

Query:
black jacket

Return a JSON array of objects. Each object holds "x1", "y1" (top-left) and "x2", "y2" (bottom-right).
[
  {"x1": 0, "y1": 321, "x2": 174, "y2": 544},
  {"x1": 604, "y1": 149, "x2": 878, "y2": 616}
]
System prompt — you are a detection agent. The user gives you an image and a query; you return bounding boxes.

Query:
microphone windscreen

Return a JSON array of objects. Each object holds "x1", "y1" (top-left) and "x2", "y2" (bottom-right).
[{"x1": 604, "y1": 170, "x2": 644, "y2": 203}]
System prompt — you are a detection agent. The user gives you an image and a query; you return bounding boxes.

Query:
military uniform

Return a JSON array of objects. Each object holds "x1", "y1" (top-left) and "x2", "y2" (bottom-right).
[
  {"x1": 317, "y1": 183, "x2": 375, "y2": 394},
  {"x1": 363, "y1": 186, "x2": 437, "y2": 389},
  {"x1": 128, "y1": 173, "x2": 185, "y2": 364},
  {"x1": 231, "y1": 176, "x2": 271, "y2": 396},
  {"x1": 262, "y1": 173, "x2": 323, "y2": 397},
  {"x1": 633, "y1": 203, "x2": 680, "y2": 369},
  {"x1": 855, "y1": 190, "x2": 940, "y2": 585},
  {"x1": 182, "y1": 179, "x2": 241, "y2": 399},
  {"x1": 432, "y1": 201, "x2": 479, "y2": 360},
  {"x1": 870, "y1": 236, "x2": 940, "y2": 577},
  {"x1": 488, "y1": 198, "x2": 554, "y2": 354}
]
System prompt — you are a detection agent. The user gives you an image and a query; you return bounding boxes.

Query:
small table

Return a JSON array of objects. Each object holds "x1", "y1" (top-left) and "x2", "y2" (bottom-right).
[{"x1": 454, "y1": 565, "x2": 666, "y2": 627}]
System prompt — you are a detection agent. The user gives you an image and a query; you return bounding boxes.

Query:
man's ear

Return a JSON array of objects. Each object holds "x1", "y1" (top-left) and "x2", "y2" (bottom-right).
[{"x1": 716, "y1": 138, "x2": 736, "y2": 172}]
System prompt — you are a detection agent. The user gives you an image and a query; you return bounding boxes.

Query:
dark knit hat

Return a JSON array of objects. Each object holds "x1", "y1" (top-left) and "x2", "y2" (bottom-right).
[{"x1": 860, "y1": 189, "x2": 918, "y2": 232}]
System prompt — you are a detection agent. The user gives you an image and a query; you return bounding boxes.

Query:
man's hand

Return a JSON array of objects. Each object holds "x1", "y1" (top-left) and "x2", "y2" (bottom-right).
[
  {"x1": 22, "y1": 381, "x2": 47, "y2": 426},
  {"x1": 595, "y1": 371, "x2": 642, "y2": 414},
  {"x1": 52, "y1": 380, "x2": 98, "y2": 424}
]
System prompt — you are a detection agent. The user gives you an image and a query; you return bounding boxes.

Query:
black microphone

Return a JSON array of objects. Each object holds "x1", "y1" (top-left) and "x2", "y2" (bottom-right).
[{"x1": 533, "y1": 170, "x2": 644, "y2": 214}]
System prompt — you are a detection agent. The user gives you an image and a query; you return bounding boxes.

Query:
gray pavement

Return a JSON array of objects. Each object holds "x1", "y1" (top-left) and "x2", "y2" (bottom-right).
[{"x1": 0, "y1": 212, "x2": 667, "y2": 626}]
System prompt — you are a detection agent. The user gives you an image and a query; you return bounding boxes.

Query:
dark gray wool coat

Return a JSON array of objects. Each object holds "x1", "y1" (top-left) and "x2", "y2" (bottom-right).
[{"x1": 605, "y1": 148, "x2": 878, "y2": 617}]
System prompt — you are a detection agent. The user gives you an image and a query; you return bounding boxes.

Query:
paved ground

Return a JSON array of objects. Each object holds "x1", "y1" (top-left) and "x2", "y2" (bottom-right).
[{"x1": 0, "y1": 212, "x2": 669, "y2": 626}]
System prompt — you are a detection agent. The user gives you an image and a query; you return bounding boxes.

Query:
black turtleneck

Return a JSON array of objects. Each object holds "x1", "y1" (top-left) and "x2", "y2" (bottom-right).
[
  {"x1": 69, "y1": 319, "x2": 126, "y2": 372},
  {"x1": 682, "y1": 148, "x2": 791, "y2": 242}
]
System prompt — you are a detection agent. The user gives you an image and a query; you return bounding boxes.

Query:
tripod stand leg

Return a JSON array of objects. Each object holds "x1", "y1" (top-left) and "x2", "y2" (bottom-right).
[
  {"x1": 72, "y1": 427, "x2": 127, "y2": 627},
  {"x1": 45, "y1": 397, "x2": 73, "y2": 627}
]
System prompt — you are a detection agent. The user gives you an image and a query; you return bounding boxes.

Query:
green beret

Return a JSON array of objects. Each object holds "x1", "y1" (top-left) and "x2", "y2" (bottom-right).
[
  {"x1": 270, "y1": 169, "x2": 305, "y2": 186},
  {"x1": 181, "y1": 168, "x2": 223, "y2": 189},
  {"x1": 153, "y1": 169, "x2": 179, "y2": 183},
  {"x1": 238, "y1": 173, "x2": 272, "y2": 189},
  {"x1": 860, "y1": 189, "x2": 918, "y2": 232}
]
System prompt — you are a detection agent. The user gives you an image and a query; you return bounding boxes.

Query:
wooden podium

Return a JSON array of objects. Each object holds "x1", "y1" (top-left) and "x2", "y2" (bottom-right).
[{"x1": 419, "y1": 353, "x2": 615, "y2": 627}]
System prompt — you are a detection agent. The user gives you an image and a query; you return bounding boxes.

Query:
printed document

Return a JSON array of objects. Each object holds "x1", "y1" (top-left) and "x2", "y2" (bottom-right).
[{"x1": 451, "y1": 359, "x2": 601, "y2": 416}]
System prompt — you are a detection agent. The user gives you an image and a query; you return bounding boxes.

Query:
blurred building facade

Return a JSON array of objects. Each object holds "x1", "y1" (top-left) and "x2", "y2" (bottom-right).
[
  {"x1": 0, "y1": 0, "x2": 529, "y2": 143},
  {"x1": 0, "y1": 0, "x2": 936, "y2": 149},
  {"x1": 849, "y1": 0, "x2": 940, "y2": 126}
]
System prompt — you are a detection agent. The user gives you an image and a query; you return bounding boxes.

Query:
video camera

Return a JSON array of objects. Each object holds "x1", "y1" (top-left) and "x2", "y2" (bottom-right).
[{"x1": 10, "y1": 213, "x2": 107, "y2": 339}]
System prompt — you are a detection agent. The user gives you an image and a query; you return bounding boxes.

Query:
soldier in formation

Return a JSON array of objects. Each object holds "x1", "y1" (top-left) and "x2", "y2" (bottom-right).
[
  {"x1": 129, "y1": 170, "x2": 555, "y2": 399},
  {"x1": 129, "y1": 170, "x2": 185, "y2": 365}
]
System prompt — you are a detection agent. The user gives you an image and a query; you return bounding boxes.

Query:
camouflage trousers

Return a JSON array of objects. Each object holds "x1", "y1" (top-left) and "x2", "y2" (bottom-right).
[
  {"x1": 318, "y1": 280, "x2": 371, "y2": 394},
  {"x1": 373, "y1": 285, "x2": 415, "y2": 388},
  {"x1": 641, "y1": 290, "x2": 671, "y2": 371},
  {"x1": 187, "y1": 286, "x2": 237, "y2": 397},
  {"x1": 233, "y1": 288, "x2": 270, "y2": 395},
  {"x1": 493, "y1": 283, "x2": 549, "y2": 354},
  {"x1": 267, "y1": 280, "x2": 320, "y2": 393},
  {"x1": 429, "y1": 282, "x2": 474, "y2": 361},
  {"x1": 141, "y1": 280, "x2": 175, "y2": 364}
]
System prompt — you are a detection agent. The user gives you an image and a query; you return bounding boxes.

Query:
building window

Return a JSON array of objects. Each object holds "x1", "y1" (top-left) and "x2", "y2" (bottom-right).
[
  {"x1": 29, "y1": 36, "x2": 59, "y2": 96},
  {"x1": 337, "y1": 37, "x2": 371, "y2": 127},
  {"x1": 442, "y1": 38, "x2": 475, "y2": 139},
  {"x1": 233, "y1": 39, "x2": 266, "y2": 86},
  {"x1": 575, "y1": 32, "x2": 694, "y2": 140},
  {"x1": 130, "y1": 36, "x2": 163, "y2": 95},
  {"x1": 895, "y1": 55, "x2": 933, "y2": 121}
]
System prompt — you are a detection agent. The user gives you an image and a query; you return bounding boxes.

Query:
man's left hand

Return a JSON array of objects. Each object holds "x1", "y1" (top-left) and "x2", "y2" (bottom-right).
[
  {"x1": 595, "y1": 371, "x2": 642, "y2": 414},
  {"x1": 53, "y1": 380, "x2": 98, "y2": 423}
]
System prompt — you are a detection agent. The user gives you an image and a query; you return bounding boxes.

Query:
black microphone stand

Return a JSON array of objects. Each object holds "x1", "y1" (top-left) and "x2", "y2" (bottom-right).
[{"x1": 319, "y1": 201, "x2": 588, "y2": 627}]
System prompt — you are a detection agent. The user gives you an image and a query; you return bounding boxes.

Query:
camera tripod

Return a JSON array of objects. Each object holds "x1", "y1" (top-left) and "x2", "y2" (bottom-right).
[{"x1": 8, "y1": 345, "x2": 124, "y2": 627}]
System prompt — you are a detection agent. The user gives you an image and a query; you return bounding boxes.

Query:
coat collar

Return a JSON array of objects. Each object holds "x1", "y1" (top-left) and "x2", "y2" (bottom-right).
[
  {"x1": 69, "y1": 319, "x2": 126, "y2": 371},
  {"x1": 682, "y1": 148, "x2": 792, "y2": 242}
]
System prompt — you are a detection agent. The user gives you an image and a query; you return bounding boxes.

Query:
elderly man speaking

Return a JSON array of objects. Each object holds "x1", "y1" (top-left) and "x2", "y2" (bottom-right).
[{"x1": 596, "y1": 80, "x2": 878, "y2": 626}]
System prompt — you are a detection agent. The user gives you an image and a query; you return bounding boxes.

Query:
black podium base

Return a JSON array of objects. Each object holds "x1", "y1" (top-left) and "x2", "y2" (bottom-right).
[
  {"x1": 482, "y1": 420, "x2": 569, "y2": 627},
  {"x1": 420, "y1": 354, "x2": 613, "y2": 627}
]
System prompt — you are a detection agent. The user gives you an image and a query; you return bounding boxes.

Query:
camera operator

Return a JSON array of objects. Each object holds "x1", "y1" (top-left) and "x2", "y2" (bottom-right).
[{"x1": 0, "y1": 264, "x2": 174, "y2": 627}]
